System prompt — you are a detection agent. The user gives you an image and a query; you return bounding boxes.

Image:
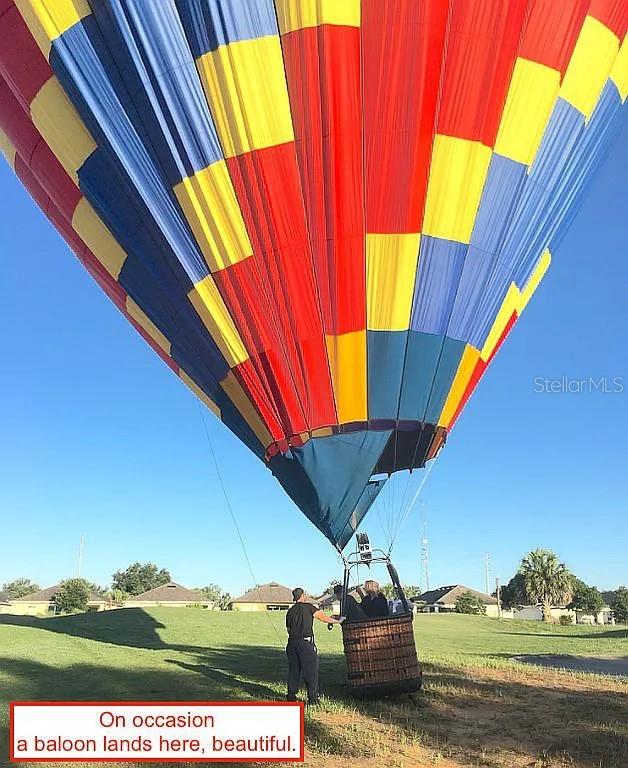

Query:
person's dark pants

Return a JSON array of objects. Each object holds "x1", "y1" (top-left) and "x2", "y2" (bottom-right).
[{"x1": 286, "y1": 639, "x2": 319, "y2": 702}]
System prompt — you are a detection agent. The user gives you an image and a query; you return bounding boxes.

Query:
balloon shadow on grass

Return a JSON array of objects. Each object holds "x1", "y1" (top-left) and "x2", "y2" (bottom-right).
[
  {"x1": 0, "y1": 609, "x2": 167, "y2": 650},
  {"x1": 0, "y1": 654, "x2": 349, "y2": 765}
]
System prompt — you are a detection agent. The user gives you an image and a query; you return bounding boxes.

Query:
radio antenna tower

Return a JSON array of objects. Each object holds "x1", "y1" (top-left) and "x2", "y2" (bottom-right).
[{"x1": 420, "y1": 517, "x2": 430, "y2": 594}]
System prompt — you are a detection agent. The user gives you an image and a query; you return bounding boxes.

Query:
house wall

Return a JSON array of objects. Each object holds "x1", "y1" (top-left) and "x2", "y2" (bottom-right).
[
  {"x1": 1, "y1": 602, "x2": 106, "y2": 616},
  {"x1": 420, "y1": 603, "x2": 499, "y2": 616},
  {"x1": 231, "y1": 602, "x2": 291, "y2": 612},
  {"x1": 124, "y1": 601, "x2": 212, "y2": 609},
  {"x1": 2, "y1": 603, "x2": 52, "y2": 616},
  {"x1": 513, "y1": 606, "x2": 542, "y2": 620},
  {"x1": 231, "y1": 603, "x2": 267, "y2": 612},
  {"x1": 513, "y1": 606, "x2": 576, "y2": 622},
  {"x1": 576, "y1": 609, "x2": 614, "y2": 625}
]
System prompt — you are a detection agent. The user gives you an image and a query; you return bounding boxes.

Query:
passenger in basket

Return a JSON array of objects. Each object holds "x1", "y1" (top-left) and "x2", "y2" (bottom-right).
[
  {"x1": 389, "y1": 595, "x2": 404, "y2": 614},
  {"x1": 333, "y1": 583, "x2": 367, "y2": 622},
  {"x1": 359, "y1": 580, "x2": 389, "y2": 618}
]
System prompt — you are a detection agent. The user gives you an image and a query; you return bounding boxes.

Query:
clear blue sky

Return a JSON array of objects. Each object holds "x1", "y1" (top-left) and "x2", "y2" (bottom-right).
[{"x1": 1, "y1": 121, "x2": 626, "y2": 599}]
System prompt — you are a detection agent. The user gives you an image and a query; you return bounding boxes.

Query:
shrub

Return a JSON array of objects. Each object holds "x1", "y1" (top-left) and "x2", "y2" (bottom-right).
[
  {"x1": 111, "y1": 588, "x2": 128, "y2": 607},
  {"x1": 54, "y1": 579, "x2": 90, "y2": 614},
  {"x1": 559, "y1": 614, "x2": 574, "y2": 626},
  {"x1": 454, "y1": 591, "x2": 486, "y2": 615}
]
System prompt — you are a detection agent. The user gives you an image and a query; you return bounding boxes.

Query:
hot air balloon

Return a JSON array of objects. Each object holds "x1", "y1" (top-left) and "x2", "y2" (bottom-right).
[{"x1": 0, "y1": 0, "x2": 625, "y2": 692}]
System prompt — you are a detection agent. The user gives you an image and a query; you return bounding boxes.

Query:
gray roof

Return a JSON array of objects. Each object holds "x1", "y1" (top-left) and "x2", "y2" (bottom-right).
[
  {"x1": 416, "y1": 585, "x2": 497, "y2": 606},
  {"x1": 316, "y1": 588, "x2": 360, "y2": 608},
  {"x1": 231, "y1": 582, "x2": 315, "y2": 605},
  {"x1": 316, "y1": 591, "x2": 334, "y2": 607},
  {"x1": 131, "y1": 582, "x2": 205, "y2": 603},
  {"x1": 14, "y1": 583, "x2": 106, "y2": 604}
]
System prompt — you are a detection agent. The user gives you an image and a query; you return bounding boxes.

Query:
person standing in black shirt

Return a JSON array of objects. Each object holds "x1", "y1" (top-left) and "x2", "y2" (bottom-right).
[{"x1": 285, "y1": 587, "x2": 343, "y2": 704}]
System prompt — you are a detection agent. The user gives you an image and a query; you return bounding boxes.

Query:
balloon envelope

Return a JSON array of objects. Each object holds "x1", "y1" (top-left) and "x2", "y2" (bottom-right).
[{"x1": 0, "y1": 0, "x2": 625, "y2": 548}]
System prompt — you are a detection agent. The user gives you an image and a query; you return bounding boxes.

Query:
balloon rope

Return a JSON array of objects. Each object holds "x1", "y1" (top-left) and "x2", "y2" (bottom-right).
[
  {"x1": 392, "y1": 470, "x2": 413, "y2": 546},
  {"x1": 373, "y1": 500, "x2": 389, "y2": 550},
  {"x1": 196, "y1": 402, "x2": 284, "y2": 647},
  {"x1": 380, "y1": 474, "x2": 394, "y2": 547},
  {"x1": 389, "y1": 458, "x2": 437, "y2": 550}
]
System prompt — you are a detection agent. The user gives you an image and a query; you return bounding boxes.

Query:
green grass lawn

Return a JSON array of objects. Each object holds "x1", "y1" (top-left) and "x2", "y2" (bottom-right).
[{"x1": 0, "y1": 609, "x2": 626, "y2": 768}]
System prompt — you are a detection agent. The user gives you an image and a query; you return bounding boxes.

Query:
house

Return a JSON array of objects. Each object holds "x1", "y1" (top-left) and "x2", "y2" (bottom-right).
[
  {"x1": 575, "y1": 606, "x2": 614, "y2": 625},
  {"x1": 316, "y1": 588, "x2": 361, "y2": 614},
  {"x1": 414, "y1": 585, "x2": 499, "y2": 617},
  {"x1": 318, "y1": 588, "x2": 420, "y2": 616},
  {"x1": 8, "y1": 584, "x2": 107, "y2": 615},
  {"x1": 230, "y1": 582, "x2": 313, "y2": 611},
  {"x1": 124, "y1": 582, "x2": 211, "y2": 609},
  {"x1": 511, "y1": 604, "x2": 614, "y2": 624}
]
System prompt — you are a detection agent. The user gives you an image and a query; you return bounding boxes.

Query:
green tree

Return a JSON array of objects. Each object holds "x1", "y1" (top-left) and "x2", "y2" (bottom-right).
[
  {"x1": 380, "y1": 583, "x2": 421, "y2": 600},
  {"x1": 198, "y1": 584, "x2": 223, "y2": 603},
  {"x1": 198, "y1": 584, "x2": 231, "y2": 609},
  {"x1": 568, "y1": 579, "x2": 604, "y2": 616},
  {"x1": 54, "y1": 579, "x2": 90, "y2": 614},
  {"x1": 520, "y1": 549, "x2": 573, "y2": 622},
  {"x1": 320, "y1": 579, "x2": 341, "y2": 597},
  {"x1": 112, "y1": 563, "x2": 171, "y2": 596},
  {"x1": 610, "y1": 586, "x2": 628, "y2": 624},
  {"x1": 110, "y1": 588, "x2": 128, "y2": 607},
  {"x1": 498, "y1": 572, "x2": 527, "y2": 610},
  {"x1": 601, "y1": 589, "x2": 617, "y2": 605},
  {"x1": 380, "y1": 583, "x2": 396, "y2": 600},
  {"x1": 87, "y1": 582, "x2": 109, "y2": 599},
  {"x1": 454, "y1": 591, "x2": 486, "y2": 615},
  {"x1": 2, "y1": 578, "x2": 39, "y2": 600}
]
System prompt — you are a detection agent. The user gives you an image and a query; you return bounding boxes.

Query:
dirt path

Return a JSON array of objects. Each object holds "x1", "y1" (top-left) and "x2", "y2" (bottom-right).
[
  {"x1": 297, "y1": 662, "x2": 628, "y2": 768},
  {"x1": 513, "y1": 654, "x2": 628, "y2": 677}
]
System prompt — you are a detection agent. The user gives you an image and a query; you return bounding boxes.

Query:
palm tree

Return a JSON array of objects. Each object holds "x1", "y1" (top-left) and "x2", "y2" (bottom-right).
[{"x1": 520, "y1": 549, "x2": 573, "y2": 622}]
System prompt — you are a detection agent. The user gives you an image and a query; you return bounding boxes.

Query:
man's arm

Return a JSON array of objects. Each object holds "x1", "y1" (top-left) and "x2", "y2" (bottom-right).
[{"x1": 313, "y1": 610, "x2": 344, "y2": 625}]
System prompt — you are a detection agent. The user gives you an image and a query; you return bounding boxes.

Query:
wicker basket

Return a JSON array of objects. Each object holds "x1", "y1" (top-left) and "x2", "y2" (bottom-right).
[{"x1": 341, "y1": 613, "x2": 422, "y2": 696}]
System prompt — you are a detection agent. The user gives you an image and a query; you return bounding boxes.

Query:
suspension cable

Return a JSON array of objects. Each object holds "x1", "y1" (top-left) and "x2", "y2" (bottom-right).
[
  {"x1": 196, "y1": 401, "x2": 284, "y2": 646},
  {"x1": 389, "y1": 457, "x2": 438, "y2": 551}
]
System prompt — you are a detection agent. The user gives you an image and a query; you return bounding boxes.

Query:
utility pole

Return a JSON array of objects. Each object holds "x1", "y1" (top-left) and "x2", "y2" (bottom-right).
[
  {"x1": 77, "y1": 535, "x2": 85, "y2": 578},
  {"x1": 484, "y1": 552, "x2": 491, "y2": 596},
  {"x1": 496, "y1": 576, "x2": 501, "y2": 619}
]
